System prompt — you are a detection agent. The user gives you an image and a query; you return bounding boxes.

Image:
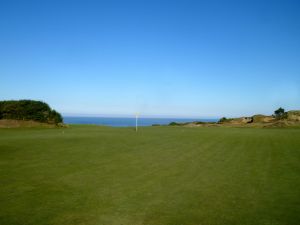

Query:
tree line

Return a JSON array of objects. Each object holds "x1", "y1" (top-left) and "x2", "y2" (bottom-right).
[{"x1": 0, "y1": 100, "x2": 63, "y2": 124}]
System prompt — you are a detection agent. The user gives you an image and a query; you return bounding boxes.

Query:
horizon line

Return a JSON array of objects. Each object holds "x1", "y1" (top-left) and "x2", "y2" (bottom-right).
[{"x1": 62, "y1": 113, "x2": 221, "y2": 119}]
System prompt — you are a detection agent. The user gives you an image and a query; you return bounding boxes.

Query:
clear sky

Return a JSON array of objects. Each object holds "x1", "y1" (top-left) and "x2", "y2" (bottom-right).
[{"x1": 1, "y1": 0, "x2": 299, "y2": 118}]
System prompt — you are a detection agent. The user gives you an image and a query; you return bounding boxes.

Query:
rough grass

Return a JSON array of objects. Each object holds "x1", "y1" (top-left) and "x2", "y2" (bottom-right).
[
  {"x1": 0, "y1": 126, "x2": 300, "y2": 225},
  {"x1": 0, "y1": 119, "x2": 59, "y2": 128}
]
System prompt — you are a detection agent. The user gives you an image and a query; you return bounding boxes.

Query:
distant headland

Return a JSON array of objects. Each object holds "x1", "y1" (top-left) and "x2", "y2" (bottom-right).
[{"x1": 168, "y1": 108, "x2": 300, "y2": 128}]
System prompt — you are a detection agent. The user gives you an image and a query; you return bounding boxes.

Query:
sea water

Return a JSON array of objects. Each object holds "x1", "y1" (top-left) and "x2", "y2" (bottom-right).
[{"x1": 63, "y1": 117, "x2": 218, "y2": 127}]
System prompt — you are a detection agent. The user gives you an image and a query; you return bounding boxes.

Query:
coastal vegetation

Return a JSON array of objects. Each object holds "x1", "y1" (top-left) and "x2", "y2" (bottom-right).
[
  {"x1": 0, "y1": 100, "x2": 63, "y2": 127},
  {"x1": 168, "y1": 108, "x2": 300, "y2": 128},
  {"x1": 274, "y1": 107, "x2": 288, "y2": 120}
]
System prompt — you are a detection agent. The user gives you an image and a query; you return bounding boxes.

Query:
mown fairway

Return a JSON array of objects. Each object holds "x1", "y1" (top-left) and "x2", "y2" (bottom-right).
[{"x1": 0, "y1": 126, "x2": 300, "y2": 225}]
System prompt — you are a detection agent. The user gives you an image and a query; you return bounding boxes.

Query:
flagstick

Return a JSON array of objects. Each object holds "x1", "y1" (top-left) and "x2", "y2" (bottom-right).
[{"x1": 135, "y1": 114, "x2": 138, "y2": 132}]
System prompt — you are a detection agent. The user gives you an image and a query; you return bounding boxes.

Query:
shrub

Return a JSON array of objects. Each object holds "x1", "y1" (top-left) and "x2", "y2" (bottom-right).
[
  {"x1": 218, "y1": 117, "x2": 228, "y2": 123},
  {"x1": 0, "y1": 100, "x2": 63, "y2": 124},
  {"x1": 274, "y1": 107, "x2": 287, "y2": 120},
  {"x1": 169, "y1": 122, "x2": 180, "y2": 126}
]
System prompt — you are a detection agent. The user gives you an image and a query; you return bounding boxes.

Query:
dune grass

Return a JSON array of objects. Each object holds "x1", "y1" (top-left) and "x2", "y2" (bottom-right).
[{"x1": 0, "y1": 125, "x2": 300, "y2": 225}]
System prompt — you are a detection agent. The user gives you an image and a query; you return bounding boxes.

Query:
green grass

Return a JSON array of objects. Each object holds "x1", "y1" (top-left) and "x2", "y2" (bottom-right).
[{"x1": 1, "y1": 126, "x2": 300, "y2": 225}]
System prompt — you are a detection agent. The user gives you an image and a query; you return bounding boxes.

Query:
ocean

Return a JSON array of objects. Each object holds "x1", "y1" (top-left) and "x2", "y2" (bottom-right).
[{"x1": 63, "y1": 117, "x2": 218, "y2": 127}]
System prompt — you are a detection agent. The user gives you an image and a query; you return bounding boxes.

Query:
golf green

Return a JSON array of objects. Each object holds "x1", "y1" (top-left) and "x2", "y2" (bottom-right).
[{"x1": 1, "y1": 126, "x2": 300, "y2": 225}]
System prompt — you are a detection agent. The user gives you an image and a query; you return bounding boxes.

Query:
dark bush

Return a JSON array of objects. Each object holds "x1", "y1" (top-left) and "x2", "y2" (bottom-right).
[
  {"x1": 274, "y1": 107, "x2": 287, "y2": 120},
  {"x1": 169, "y1": 122, "x2": 180, "y2": 126},
  {"x1": 194, "y1": 121, "x2": 205, "y2": 125},
  {"x1": 218, "y1": 117, "x2": 228, "y2": 123},
  {"x1": 0, "y1": 100, "x2": 63, "y2": 124}
]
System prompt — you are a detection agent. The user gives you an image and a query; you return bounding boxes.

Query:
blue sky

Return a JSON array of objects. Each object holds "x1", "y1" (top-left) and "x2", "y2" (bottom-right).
[{"x1": 0, "y1": 0, "x2": 299, "y2": 118}]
